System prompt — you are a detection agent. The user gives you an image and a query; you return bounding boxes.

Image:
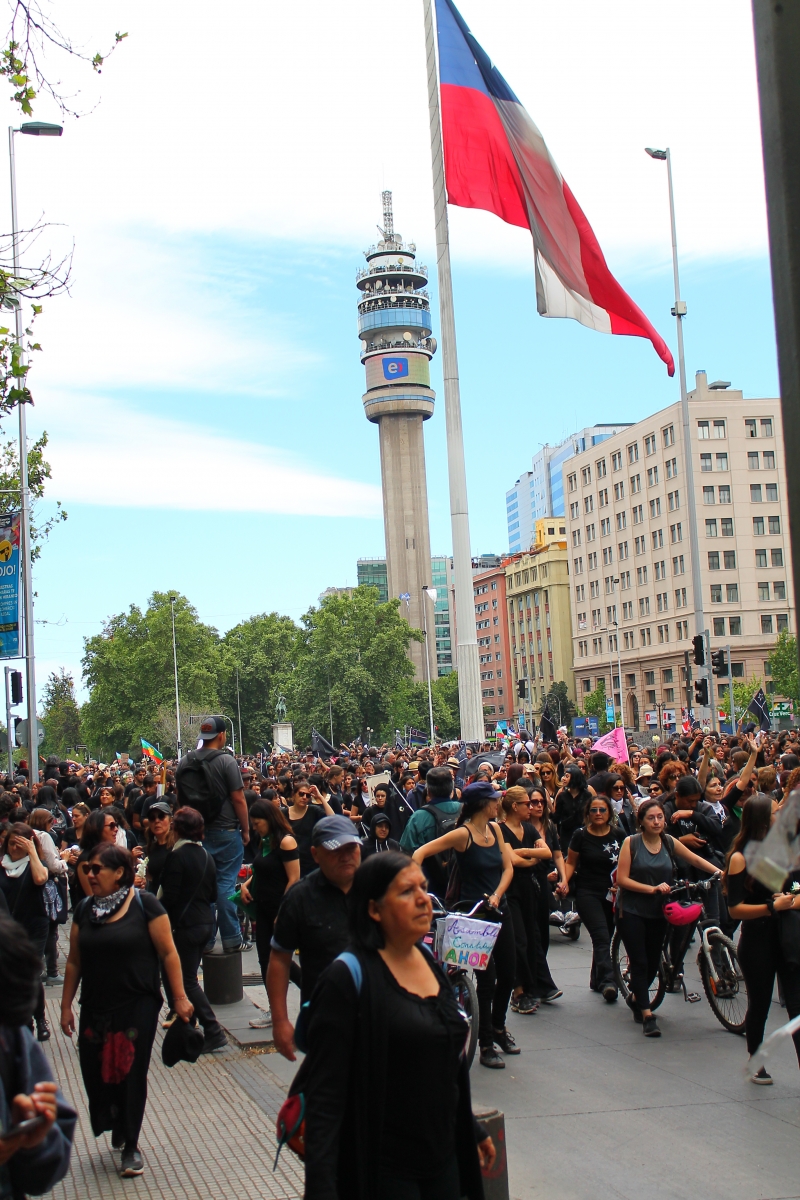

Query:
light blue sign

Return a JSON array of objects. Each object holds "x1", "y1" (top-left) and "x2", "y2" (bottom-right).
[
  {"x1": 0, "y1": 512, "x2": 21, "y2": 659},
  {"x1": 382, "y1": 357, "x2": 409, "y2": 380}
]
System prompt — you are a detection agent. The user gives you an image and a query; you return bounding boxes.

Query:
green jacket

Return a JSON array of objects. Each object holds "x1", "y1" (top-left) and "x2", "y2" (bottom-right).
[{"x1": 399, "y1": 799, "x2": 462, "y2": 854}]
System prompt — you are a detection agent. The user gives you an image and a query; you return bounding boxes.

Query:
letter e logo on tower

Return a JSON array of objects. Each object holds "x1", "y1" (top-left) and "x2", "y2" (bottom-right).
[{"x1": 382, "y1": 357, "x2": 409, "y2": 380}]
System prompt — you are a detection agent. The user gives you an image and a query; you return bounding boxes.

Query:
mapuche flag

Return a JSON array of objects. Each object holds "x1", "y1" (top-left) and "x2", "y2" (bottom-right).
[
  {"x1": 435, "y1": 0, "x2": 675, "y2": 375},
  {"x1": 141, "y1": 738, "x2": 164, "y2": 764}
]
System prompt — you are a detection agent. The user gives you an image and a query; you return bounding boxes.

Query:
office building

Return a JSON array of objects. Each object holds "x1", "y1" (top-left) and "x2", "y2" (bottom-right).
[
  {"x1": 357, "y1": 555, "x2": 454, "y2": 676},
  {"x1": 506, "y1": 424, "x2": 632, "y2": 553},
  {"x1": 357, "y1": 191, "x2": 436, "y2": 681},
  {"x1": 506, "y1": 520, "x2": 575, "y2": 722},
  {"x1": 565, "y1": 372, "x2": 793, "y2": 731},
  {"x1": 472, "y1": 562, "x2": 512, "y2": 728}
]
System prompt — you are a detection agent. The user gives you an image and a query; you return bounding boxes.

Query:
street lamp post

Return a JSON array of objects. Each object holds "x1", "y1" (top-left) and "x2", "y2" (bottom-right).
[
  {"x1": 645, "y1": 147, "x2": 707, "y2": 724},
  {"x1": 422, "y1": 586, "x2": 437, "y2": 744},
  {"x1": 170, "y1": 597, "x2": 182, "y2": 759},
  {"x1": 8, "y1": 120, "x2": 62, "y2": 776}
]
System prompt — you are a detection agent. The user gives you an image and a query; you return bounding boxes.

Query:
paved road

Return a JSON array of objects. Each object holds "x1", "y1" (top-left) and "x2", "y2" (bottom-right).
[
  {"x1": 471, "y1": 930, "x2": 800, "y2": 1200},
  {"x1": 42, "y1": 927, "x2": 800, "y2": 1199}
]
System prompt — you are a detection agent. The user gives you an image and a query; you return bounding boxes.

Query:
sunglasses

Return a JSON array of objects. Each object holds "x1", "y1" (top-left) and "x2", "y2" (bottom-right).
[
  {"x1": 611, "y1": 785, "x2": 626, "y2": 792},
  {"x1": 105, "y1": 821, "x2": 118, "y2": 831},
  {"x1": 588, "y1": 806, "x2": 608, "y2": 814},
  {"x1": 297, "y1": 792, "x2": 311, "y2": 799},
  {"x1": 515, "y1": 799, "x2": 532, "y2": 806},
  {"x1": 529, "y1": 799, "x2": 544, "y2": 806},
  {"x1": 86, "y1": 863, "x2": 111, "y2": 876}
]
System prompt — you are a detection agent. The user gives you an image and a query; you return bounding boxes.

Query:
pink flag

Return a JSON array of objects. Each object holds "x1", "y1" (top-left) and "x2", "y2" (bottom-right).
[{"x1": 591, "y1": 726, "x2": 629, "y2": 764}]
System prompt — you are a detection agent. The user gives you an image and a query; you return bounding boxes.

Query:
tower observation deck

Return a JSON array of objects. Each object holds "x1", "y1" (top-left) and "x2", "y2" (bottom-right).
[{"x1": 358, "y1": 191, "x2": 436, "y2": 683}]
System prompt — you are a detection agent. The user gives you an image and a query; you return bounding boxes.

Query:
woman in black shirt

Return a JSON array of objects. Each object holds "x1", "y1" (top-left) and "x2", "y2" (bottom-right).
[
  {"x1": 500, "y1": 787, "x2": 554, "y2": 1014},
  {"x1": 0, "y1": 822, "x2": 50, "y2": 1040},
  {"x1": 565, "y1": 795, "x2": 622, "y2": 1001},
  {"x1": 60, "y1": 844, "x2": 192, "y2": 1179},
  {"x1": 727, "y1": 793, "x2": 800, "y2": 1084},
  {"x1": 301, "y1": 852, "x2": 494, "y2": 1200},
  {"x1": 239, "y1": 800, "x2": 300, "y2": 998},
  {"x1": 286, "y1": 781, "x2": 333, "y2": 876},
  {"x1": 143, "y1": 802, "x2": 175, "y2": 894}
]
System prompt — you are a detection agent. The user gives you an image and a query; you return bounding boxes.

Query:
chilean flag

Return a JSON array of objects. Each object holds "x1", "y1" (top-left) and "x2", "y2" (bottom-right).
[{"x1": 436, "y1": 0, "x2": 675, "y2": 375}]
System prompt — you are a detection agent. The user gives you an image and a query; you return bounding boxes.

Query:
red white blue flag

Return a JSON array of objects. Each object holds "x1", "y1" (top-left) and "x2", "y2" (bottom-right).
[{"x1": 435, "y1": 0, "x2": 675, "y2": 375}]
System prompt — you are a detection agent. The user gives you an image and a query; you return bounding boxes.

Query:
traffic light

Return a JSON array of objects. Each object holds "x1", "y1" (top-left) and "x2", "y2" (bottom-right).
[
  {"x1": 10, "y1": 671, "x2": 22, "y2": 705},
  {"x1": 692, "y1": 634, "x2": 705, "y2": 666},
  {"x1": 517, "y1": 678, "x2": 528, "y2": 699},
  {"x1": 711, "y1": 650, "x2": 727, "y2": 676},
  {"x1": 694, "y1": 679, "x2": 709, "y2": 706}
]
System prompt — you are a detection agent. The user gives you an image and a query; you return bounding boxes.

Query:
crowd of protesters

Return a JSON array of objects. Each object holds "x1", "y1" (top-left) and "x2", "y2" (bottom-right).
[{"x1": 1, "y1": 713, "x2": 800, "y2": 1193}]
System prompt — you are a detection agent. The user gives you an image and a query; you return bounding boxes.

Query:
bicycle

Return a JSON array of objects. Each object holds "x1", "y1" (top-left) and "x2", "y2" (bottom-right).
[
  {"x1": 610, "y1": 876, "x2": 748, "y2": 1035},
  {"x1": 424, "y1": 894, "x2": 498, "y2": 1068}
]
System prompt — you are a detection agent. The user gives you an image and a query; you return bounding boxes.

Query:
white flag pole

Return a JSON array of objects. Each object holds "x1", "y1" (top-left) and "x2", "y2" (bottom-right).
[{"x1": 422, "y1": 0, "x2": 484, "y2": 744}]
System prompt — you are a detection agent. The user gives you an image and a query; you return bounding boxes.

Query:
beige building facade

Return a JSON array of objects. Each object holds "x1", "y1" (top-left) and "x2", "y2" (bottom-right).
[
  {"x1": 565, "y1": 372, "x2": 793, "y2": 732},
  {"x1": 506, "y1": 519, "x2": 574, "y2": 723}
]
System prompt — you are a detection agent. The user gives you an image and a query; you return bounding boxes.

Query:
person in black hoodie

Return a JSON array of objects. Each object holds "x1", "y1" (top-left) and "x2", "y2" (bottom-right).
[
  {"x1": 360, "y1": 811, "x2": 403, "y2": 859},
  {"x1": 300, "y1": 852, "x2": 493, "y2": 1200}
]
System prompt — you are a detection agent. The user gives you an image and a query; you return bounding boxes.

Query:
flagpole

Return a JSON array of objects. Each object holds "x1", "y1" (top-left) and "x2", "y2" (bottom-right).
[{"x1": 422, "y1": 0, "x2": 484, "y2": 744}]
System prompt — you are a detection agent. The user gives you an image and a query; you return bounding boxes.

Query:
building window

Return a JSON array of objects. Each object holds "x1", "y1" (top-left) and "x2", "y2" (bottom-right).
[
  {"x1": 588, "y1": 552, "x2": 598, "y2": 569},
  {"x1": 708, "y1": 552, "x2": 720, "y2": 570},
  {"x1": 766, "y1": 483, "x2": 778, "y2": 502},
  {"x1": 745, "y1": 419, "x2": 757, "y2": 438},
  {"x1": 763, "y1": 451, "x2": 775, "y2": 469},
  {"x1": 761, "y1": 614, "x2": 773, "y2": 634},
  {"x1": 570, "y1": 501, "x2": 579, "y2": 519},
  {"x1": 716, "y1": 453, "x2": 729, "y2": 471},
  {"x1": 663, "y1": 425, "x2": 675, "y2": 447},
  {"x1": 596, "y1": 458, "x2": 607, "y2": 477},
  {"x1": 584, "y1": 494, "x2": 594, "y2": 513},
  {"x1": 639, "y1": 596, "x2": 650, "y2": 616},
  {"x1": 747, "y1": 451, "x2": 759, "y2": 470},
  {"x1": 637, "y1": 566, "x2": 648, "y2": 585},
  {"x1": 655, "y1": 560, "x2": 666, "y2": 580},
  {"x1": 769, "y1": 515, "x2": 781, "y2": 534},
  {"x1": 762, "y1": 418, "x2": 773, "y2": 437},
  {"x1": 612, "y1": 451, "x2": 622, "y2": 471},
  {"x1": 697, "y1": 421, "x2": 710, "y2": 439},
  {"x1": 652, "y1": 529, "x2": 664, "y2": 549},
  {"x1": 713, "y1": 617, "x2": 725, "y2": 636},
  {"x1": 670, "y1": 523, "x2": 682, "y2": 543},
  {"x1": 711, "y1": 584, "x2": 722, "y2": 604},
  {"x1": 675, "y1": 587, "x2": 687, "y2": 607},
  {"x1": 634, "y1": 535, "x2": 645, "y2": 554},
  {"x1": 668, "y1": 490, "x2": 680, "y2": 511},
  {"x1": 703, "y1": 486, "x2": 715, "y2": 505},
  {"x1": 700, "y1": 454, "x2": 712, "y2": 472},
  {"x1": 774, "y1": 581, "x2": 786, "y2": 600},
  {"x1": 666, "y1": 457, "x2": 678, "y2": 479},
  {"x1": 628, "y1": 443, "x2": 639, "y2": 463},
  {"x1": 614, "y1": 481, "x2": 625, "y2": 501},
  {"x1": 615, "y1": 512, "x2": 627, "y2": 531},
  {"x1": 720, "y1": 518, "x2": 733, "y2": 536},
  {"x1": 647, "y1": 466, "x2": 659, "y2": 487},
  {"x1": 641, "y1": 627, "x2": 651, "y2": 646},
  {"x1": 657, "y1": 624, "x2": 670, "y2": 643},
  {"x1": 618, "y1": 541, "x2": 629, "y2": 559},
  {"x1": 568, "y1": 473, "x2": 577, "y2": 492},
  {"x1": 753, "y1": 516, "x2": 765, "y2": 536},
  {"x1": 657, "y1": 591, "x2": 668, "y2": 611},
  {"x1": 601, "y1": 517, "x2": 611, "y2": 536},
  {"x1": 598, "y1": 488, "x2": 608, "y2": 506},
  {"x1": 644, "y1": 671, "x2": 655, "y2": 685},
  {"x1": 633, "y1": 505, "x2": 643, "y2": 524},
  {"x1": 727, "y1": 584, "x2": 739, "y2": 602},
  {"x1": 706, "y1": 519, "x2": 718, "y2": 537},
  {"x1": 751, "y1": 484, "x2": 762, "y2": 503},
  {"x1": 650, "y1": 498, "x2": 661, "y2": 518},
  {"x1": 758, "y1": 582, "x2": 770, "y2": 602},
  {"x1": 755, "y1": 549, "x2": 767, "y2": 568},
  {"x1": 717, "y1": 485, "x2": 730, "y2": 504},
  {"x1": 630, "y1": 473, "x2": 641, "y2": 493},
  {"x1": 729, "y1": 617, "x2": 742, "y2": 635},
  {"x1": 713, "y1": 420, "x2": 726, "y2": 438},
  {"x1": 777, "y1": 614, "x2": 789, "y2": 632},
  {"x1": 673, "y1": 555, "x2": 685, "y2": 574},
  {"x1": 645, "y1": 434, "x2": 656, "y2": 455},
  {"x1": 665, "y1": 688, "x2": 675, "y2": 702},
  {"x1": 581, "y1": 467, "x2": 592, "y2": 485}
]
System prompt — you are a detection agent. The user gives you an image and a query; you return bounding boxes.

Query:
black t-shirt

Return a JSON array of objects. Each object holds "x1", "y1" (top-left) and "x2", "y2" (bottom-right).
[
  {"x1": 271, "y1": 869, "x2": 350, "y2": 1002},
  {"x1": 250, "y1": 838, "x2": 299, "y2": 911},
  {"x1": 288, "y1": 805, "x2": 327, "y2": 877},
  {"x1": 75, "y1": 890, "x2": 165, "y2": 1010},
  {"x1": 569, "y1": 826, "x2": 622, "y2": 894},
  {"x1": 499, "y1": 822, "x2": 538, "y2": 894},
  {"x1": 0, "y1": 861, "x2": 46, "y2": 927},
  {"x1": 378, "y1": 957, "x2": 466, "y2": 1178},
  {"x1": 146, "y1": 840, "x2": 172, "y2": 894}
]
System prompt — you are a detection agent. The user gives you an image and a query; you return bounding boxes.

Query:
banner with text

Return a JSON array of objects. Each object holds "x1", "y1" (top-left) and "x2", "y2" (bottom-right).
[{"x1": 0, "y1": 512, "x2": 21, "y2": 659}]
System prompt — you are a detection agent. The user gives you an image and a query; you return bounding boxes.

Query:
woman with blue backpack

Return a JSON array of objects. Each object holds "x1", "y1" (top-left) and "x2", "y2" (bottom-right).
[{"x1": 295, "y1": 852, "x2": 495, "y2": 1199}]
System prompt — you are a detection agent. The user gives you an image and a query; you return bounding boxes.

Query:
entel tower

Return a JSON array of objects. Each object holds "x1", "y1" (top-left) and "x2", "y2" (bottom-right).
[{"x1": 357, "y1": 192, "x2": 436, "y2": 682}]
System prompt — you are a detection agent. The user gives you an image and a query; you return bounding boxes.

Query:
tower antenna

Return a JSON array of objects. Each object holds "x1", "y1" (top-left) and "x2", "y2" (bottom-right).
[{"x1": 380, "y1": 189, "x2": 394, "y2": 241}]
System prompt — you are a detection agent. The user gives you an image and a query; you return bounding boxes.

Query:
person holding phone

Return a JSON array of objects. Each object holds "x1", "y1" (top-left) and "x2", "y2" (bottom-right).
[
  {"x1": 286, "y1": 780, "x2": 334, "y2": 876},
  {"x1": 0, "y1": 916, "x2": 76, "y2": 1194}
]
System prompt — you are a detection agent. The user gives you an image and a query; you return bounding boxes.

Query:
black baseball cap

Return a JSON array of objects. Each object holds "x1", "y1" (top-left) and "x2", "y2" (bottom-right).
[{"x1": 199, "y1": 716, "x2": 227, "y2": 741}]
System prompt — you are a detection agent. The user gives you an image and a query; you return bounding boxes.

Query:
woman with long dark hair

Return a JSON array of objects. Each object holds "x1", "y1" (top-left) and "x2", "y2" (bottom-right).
[
  {"x1": 0, "y1": 822, "x2": 51, "y2": 1040},
  {"x1": 500, "y1": 787, "x2": 553, "y2": 1014},
  {"x1": 412, "y1": 781, "x2": 517, "y2": 1069},
  {"x1": 726, "y1": 794, "x2": 800, "y2": 1083},
  {"x1": 60, "y1": 844, "x2": 192, "y2": 1178},
  {"x1": 554, "y1": 765, "x2": 593, "y2": 854},
  {"x1": 301, "y1": 852, "x2": 494, "y2": 1199},
  {"x1": 239, "y1": 799, "x2": 300, "y2": 1025},
  {"x1": 616, "y1": 798, "x2": 719, "y2": 1037},
  {"x1": 527, "y1": 784, "x2": 565, "y2": 1002},
  {"x1": 564, "y1": 794, "x2": 621, "y2": 1002},
  {"x1": 143, "y1": 802, "x2": 175, "y2": 895}
]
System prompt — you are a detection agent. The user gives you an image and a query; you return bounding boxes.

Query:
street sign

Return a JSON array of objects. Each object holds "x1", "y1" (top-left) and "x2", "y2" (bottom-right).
[
  {"x1": 773, "y1": 701, "x2": 794, "y2": 718},
  {"x1": 15, "y1": 717, "x2": 44, "y2": 747},
  {"x1": 605, "y1": 700, "x2": 615, "y2": 722},
  {"x1": 573, "y1": 716, "x2": 599, "y2": 737}
]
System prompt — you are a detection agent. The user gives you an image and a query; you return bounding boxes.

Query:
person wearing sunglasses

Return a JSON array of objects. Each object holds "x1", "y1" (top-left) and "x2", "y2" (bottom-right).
[
  {"x1": 564, "y1": 796, "x2": 621, "y2": 1002},
  {"x1": 75, "y1": 810, "x2": 122, "y2": 898},
  {"x1": 61, "y1": 844, "x2": 193, "y2": 1178},
  {"x1": 287, "y1": 779, "x2": 335, "y2": 876}
]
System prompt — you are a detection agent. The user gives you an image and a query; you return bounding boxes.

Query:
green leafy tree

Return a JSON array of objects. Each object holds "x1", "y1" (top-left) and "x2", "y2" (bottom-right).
[
  {"x1": 39, "y1": 667, "x2": 80, "y2": 758},
  {"x1": 288, "y1": 586, "x2": 422, "y2": 746},
  {"x1": 767, "y1": 630, "x2": 799, "y2": 705},
  {"x1": 81, "y1": 591, "x2": 221, "y2": 758},
  {"x1": 0, "y1": 429, "x2": 66, "y2": 558},
  {"x1": 542, "y1": 681, "x2": 576, "y2": 727},
  {"x1": 218, "y1": 613, "x2": 299, "y2": 753},
  {"x1": 577, "y1": 681, "x2": 611, "y2": 734},
  {"x1": 385, "y1": 671, "x2": 461, "y2": 744}
]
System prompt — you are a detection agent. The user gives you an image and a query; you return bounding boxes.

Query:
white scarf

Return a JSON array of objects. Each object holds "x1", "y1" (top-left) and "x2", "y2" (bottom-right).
[{"x1": 1, "y1": 853, "x2": 29, "y2": 878}]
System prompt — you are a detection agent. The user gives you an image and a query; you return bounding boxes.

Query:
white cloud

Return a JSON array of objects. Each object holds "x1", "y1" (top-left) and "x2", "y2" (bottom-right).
[{"x1": 41, "y1": 393, "x2": 382, "y2": 516}]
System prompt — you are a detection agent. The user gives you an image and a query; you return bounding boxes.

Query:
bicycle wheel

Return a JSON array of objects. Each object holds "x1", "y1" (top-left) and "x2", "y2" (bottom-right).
[
  {"x1": 611, "y1": 928, "x2": 666, "y2": 1011},
  {"x1": 450, "y1": 972, "x2": 479, "y2": 1068},
  {"x1": 698, "y1": 931, "x2": 747, "y2": 1035}
]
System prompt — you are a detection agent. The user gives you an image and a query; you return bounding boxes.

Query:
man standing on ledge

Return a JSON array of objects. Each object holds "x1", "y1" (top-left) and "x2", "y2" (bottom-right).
[{"x1": 176, "y1": 715, "x2": 249, "y2": 954}]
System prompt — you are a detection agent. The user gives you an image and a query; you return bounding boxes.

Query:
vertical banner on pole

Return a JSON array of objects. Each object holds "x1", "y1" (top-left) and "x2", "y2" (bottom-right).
[{"x1": 0, "y1": 513, "x2": 21, "y2": 659}]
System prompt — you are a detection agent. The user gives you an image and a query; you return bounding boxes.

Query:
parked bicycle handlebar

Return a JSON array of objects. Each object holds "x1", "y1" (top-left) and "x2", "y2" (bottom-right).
[{"x1": 669, "y1": 874, "x2": 721, "y2": 897}]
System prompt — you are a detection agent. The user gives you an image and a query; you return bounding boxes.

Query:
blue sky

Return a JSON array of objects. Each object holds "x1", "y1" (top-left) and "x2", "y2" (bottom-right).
[{"x1": 0, "y1": 0, "x2": 777, "y2": 700}]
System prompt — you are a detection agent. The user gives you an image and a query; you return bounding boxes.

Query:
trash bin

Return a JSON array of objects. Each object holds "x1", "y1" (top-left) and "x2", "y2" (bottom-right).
[
  {"x1": 473, "y1": 1106, "x2": 509, "y2": 1200},
  {"x1": 202, "y1": 951, "x2": 243, "y2": 1005}
]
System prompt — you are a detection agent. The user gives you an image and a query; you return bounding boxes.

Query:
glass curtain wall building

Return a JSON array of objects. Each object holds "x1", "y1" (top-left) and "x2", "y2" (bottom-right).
[{"x1": 357, "y1": 556, "x2": 454, "y2": 675}]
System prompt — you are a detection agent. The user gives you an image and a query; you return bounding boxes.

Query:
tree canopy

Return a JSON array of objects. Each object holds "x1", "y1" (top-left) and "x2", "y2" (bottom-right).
[{"x1": 40, "y1": 668, "x2": 81, "y2": 758}]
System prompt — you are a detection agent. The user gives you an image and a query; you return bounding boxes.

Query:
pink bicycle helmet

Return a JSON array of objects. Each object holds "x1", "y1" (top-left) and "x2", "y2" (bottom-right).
[{"x1": 663, "y1": 900, "x2": 703, "y2": 926}]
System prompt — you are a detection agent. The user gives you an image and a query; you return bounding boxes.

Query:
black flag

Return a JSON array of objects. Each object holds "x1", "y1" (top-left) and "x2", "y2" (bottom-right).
[
  {"x1": 311, "y1": 728, "x2": 337, "y2": 758},
  {"x1": 538, "y1": 712, "x2": 558, "y2": 744},
  {"x1": 747, "y1": 688, "x2": 771, "y2": 732}
]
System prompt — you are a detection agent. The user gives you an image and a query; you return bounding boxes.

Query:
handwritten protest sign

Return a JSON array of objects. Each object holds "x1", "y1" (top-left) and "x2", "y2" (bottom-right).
[{"x1": 440, "y1": 914, "x2": 501, "y2": 971}]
